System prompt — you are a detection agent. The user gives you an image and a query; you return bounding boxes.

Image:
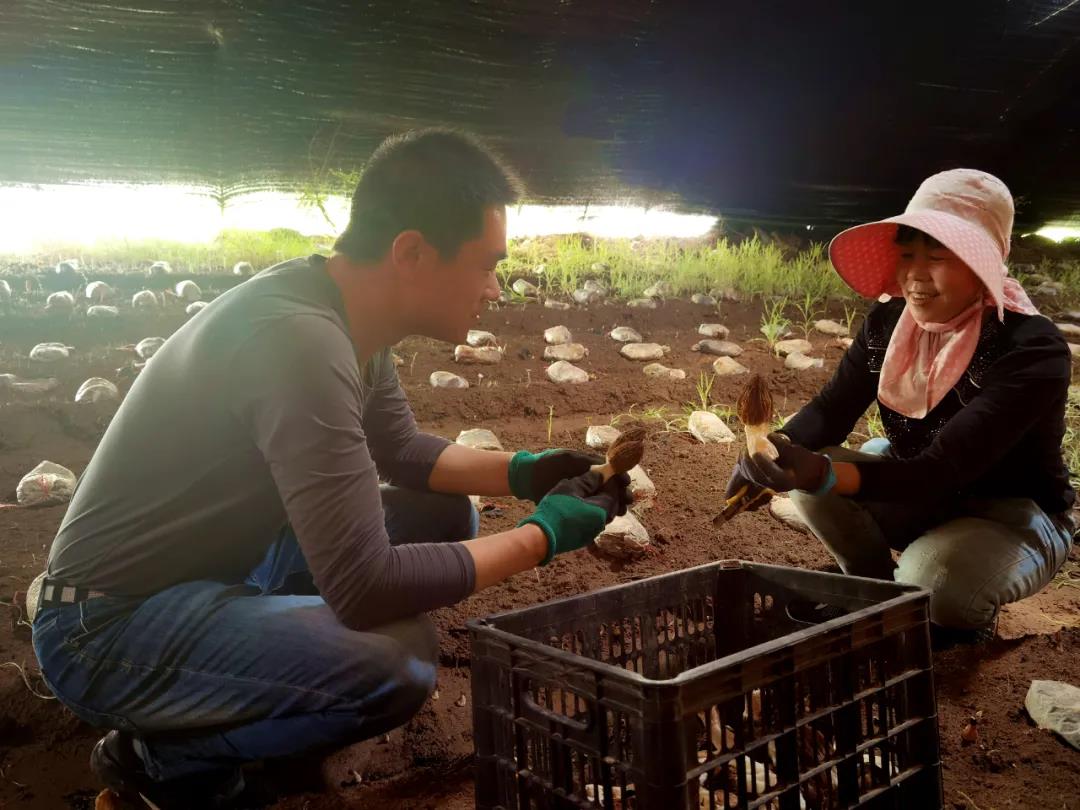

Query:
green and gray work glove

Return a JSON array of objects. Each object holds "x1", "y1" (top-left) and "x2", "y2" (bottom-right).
[
  {"x1": 518, "y1": 470, "x2": 632, "y2": 565},
  {"x1": 508, "y1": 448, "x2": 603, "y2": 504}
]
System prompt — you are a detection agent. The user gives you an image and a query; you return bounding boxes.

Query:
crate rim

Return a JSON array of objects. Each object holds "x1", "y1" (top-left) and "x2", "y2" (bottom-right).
[{"x1": 467, "y1": 559, "x2": 931, "y2": 688}]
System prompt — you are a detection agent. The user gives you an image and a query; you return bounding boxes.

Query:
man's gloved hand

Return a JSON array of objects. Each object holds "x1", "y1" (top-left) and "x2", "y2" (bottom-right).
[
  {"x1": 518, "y1": 470, "x2": 632, "y2": 564},
  {"x1": 508, "y1": 449, "x2": 603, "y2": 503},
  {"x1": 724, "y1": 432, "x2": 835, "y2": 497}
]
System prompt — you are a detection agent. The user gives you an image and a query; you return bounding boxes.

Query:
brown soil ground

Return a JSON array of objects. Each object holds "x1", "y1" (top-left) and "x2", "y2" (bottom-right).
[{"x1": 0, "y1": 282, "x2": 1078, "y2": 809}]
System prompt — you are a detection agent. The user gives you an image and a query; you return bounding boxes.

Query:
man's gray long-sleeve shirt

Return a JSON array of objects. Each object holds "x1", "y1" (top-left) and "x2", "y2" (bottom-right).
[{"x1": 47, "y1": 256, "x2": 474, "y2": 629}]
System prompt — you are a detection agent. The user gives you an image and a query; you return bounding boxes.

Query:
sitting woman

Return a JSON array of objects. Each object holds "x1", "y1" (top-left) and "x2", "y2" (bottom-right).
[{"x1": 726, "y1": 169, "x2": 1075, "y2": 637}]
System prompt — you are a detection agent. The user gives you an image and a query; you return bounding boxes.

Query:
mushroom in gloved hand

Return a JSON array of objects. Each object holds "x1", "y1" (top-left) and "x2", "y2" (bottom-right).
[
  {"x1": 715, "y1": 375, "x2": 779, "y2": 526},
  {"x1": 590, "y1": 425, "x2": 647, "y2": 483},
  {"x1": 736, "y1": 374, "x2": 778, "y2": 460}
]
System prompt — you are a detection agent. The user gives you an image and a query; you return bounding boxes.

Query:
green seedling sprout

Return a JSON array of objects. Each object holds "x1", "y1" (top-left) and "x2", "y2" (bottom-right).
[
  {"x1": 793, "y1": 292, "x2": 819, "y2": 339},
  {"x1": 843, "y1": 302, "x2": 859, "y2": 335},
  {"x1": 759, "y1": 297, "x2": 791, "y2": 351}
]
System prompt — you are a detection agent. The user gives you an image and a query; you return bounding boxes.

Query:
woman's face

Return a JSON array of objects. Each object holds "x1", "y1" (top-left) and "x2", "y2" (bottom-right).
[{"x1": 895, "y1": 235, "x2": 984, "y2": 323}]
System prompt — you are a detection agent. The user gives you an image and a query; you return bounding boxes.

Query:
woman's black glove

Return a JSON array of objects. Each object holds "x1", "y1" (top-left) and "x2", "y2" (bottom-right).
[{"x1": 724, "y1": 433, "x2": 834, "y2": 497}]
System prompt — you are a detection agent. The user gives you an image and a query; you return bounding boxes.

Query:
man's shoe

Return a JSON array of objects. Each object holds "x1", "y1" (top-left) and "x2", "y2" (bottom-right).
[{"x1": 90, "y1": 730, "x2": 246, "y2": 809}]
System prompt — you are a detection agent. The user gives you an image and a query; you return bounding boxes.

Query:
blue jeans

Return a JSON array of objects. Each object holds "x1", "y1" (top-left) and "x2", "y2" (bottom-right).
[
  {"x1": 789, "y1": 440, "x2": 1074, "y2": 629},
  {"x1": 32, "y1": 487, "x2": 478, "y2": 781}
]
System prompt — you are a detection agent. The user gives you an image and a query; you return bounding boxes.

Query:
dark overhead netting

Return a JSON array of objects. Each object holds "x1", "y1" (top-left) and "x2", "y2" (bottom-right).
[{"x1": 1, "y1": 0, "x2": 1079, "y2": 228}]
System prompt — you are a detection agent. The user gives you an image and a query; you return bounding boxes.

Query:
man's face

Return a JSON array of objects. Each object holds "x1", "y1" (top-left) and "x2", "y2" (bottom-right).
[
  {"x1": 894, "y1": 235, "x2": 984, "y2": 323},
  {"x1": 410, "y1": 206, "x2": 506, "y2": 343}
]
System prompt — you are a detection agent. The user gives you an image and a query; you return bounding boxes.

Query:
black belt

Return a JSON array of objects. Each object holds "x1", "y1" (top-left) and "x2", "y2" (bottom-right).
[{"x1": 37, "y1": 577, "x2": 107, "y2": 611}]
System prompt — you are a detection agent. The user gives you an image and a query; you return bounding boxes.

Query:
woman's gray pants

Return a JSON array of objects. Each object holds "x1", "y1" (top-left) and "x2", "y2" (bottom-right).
[{"x1": 789, "y1": 439, "x2": 1074, "y2": 630}]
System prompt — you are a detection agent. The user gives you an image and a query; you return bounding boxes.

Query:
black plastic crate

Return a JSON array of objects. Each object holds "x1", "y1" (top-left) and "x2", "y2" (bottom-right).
[{"x1": 469, "y1": 560, "x2": 941, "y2": 810}]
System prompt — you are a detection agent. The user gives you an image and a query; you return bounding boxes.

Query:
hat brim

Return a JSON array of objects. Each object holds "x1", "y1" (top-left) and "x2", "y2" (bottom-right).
[{"x1": 829, "y1": 210, "x2": 1006, "y2": 309}]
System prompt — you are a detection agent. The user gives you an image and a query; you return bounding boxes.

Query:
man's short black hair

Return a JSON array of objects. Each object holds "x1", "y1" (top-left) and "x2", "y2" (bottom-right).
[{"x1": 334, "y1": 129, "x2": 523, "y2": 262}]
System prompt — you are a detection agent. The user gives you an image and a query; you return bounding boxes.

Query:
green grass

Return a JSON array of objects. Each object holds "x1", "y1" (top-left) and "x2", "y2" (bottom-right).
[
  {"x1": 611, "y1": 375, "x2": 737, "y2": 435},
  {"x1": 612, "y1": 404, "x2": 677, "y2": 429},
  {"x1": 791, "y1": 291, "x2": 821, "y2": 338},
  {"x1": 11, "y1": 230, "x2": 1080, "y2": 312},
  {"x1": 4, "y1": 229, "x2": 858, "y2": 303},
  {"x1": 612, "y1": 403, "x2": 691, "y2": 435},
  {"x1": 500, "y1": 235, "x2": 853, "y2": 301},
  {"x1": 496, "y1": 262, "x2": 516, "y2": 296},
  {"x1": 759, "y1": 297, "x2": 791, "y2": 351},
  {"x1": 692, "y1": 371, "x2": 716, "y2": 412},
  {"x1": 843, "y1": 302, "x2": 860, "y2": 335},
  {"x1": 864, "y1": 404, "x2": 885, "y2": 439},
  {"x1": 4, "y1": 228, "x2": 331, "y2": 273},
  {"x1": 1063, "y1": 385, "x2": 1080, "y2": 488},
  {"x1": 668, "y1": 372, "x2": 735, "y2": 432},
  {"x1": 848, "y1": 403, "x2": 885, "y2": 446},
  {"x1": 1051, "y1": 558, "x2": 1079, "y2": 590}
]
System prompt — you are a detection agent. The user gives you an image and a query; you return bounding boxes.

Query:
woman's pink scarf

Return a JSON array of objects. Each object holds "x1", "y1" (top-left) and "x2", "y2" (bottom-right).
[{"x1": 877, "y1": 277, "x2": 1039, "y2": 419}]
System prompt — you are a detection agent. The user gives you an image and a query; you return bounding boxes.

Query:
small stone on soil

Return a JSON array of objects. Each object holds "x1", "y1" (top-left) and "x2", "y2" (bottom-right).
[
  {"x1": 697, "y1": 323, "x2": 730, "y2": 339},
  {"x1": 687, "y1": 411, "x2": 735, "y2": 444},
  {"x1": 712, "y1": 356, "x2": 748, "y2": 376},
  {"x1": 595, "y1": 511, "x2": 651, "y2": 558},
  {"x1": 456, "y1": 429, "x2": 503, "y2": 451},
  {"x1": 620, "y1": 342, "x2": 668, "y2": 361},
  {"x1": 543, "y1": 343, "x2": 588, "y2": 362},
  {"x1": 642, "y1": 362, "x2": 686, "y2": 380},
  {"x1": 585, "y1": 425, "x2": 620, "y2": 449},
  {"x1": 543, "y1": 325, "x2": 573, "y2": 345},
  {"x1": 609, "y1": 326, "x2": 643, "y2": 343},
  {"x1": 785, "y1": 352, "x2": 824, "y2": 370},
  {"x1": 454, "y1": 345, "x2": 503, "y2": 364},
  {"x1": 466, "y1": 329, "x2": 498, "y2": 347},
  {"x1": 546, "y1": 360, "x2": 590, "y2": 384},
  {"x1": 430, "y1": 371, "x2": 469, "y2": 389},
  {"x1": 814, "y1": 319, "x2": 848, "y2": 336},
  {"x1": 511, "y1": 279, "x2": 539, "y2": 297},
  {"x1": 692, "y1": 339, "x2": 742, "y2": 357},
  {"x1": 774, "y1": 338, "x2": 813, "y2": 356}
]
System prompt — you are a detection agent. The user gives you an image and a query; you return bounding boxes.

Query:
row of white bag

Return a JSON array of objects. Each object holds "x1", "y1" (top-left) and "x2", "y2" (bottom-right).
[{"x1": 3, "y1": 461, "x2": 77, "y2": 508}]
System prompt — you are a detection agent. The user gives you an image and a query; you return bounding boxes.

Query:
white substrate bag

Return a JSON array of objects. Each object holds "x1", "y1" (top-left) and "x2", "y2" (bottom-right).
[
  {"x1": 13, "y1": 461, "x2": 77, "y2": 507},
  {"x1": 594, "y1": 512, "x2": 651, "y2": 559},
  {"x1": 29, "y1": 342, "x2": 73, "y2": 362},
  {"x1": 75, "y1": 377, "x2": 120, "y2": 404}
]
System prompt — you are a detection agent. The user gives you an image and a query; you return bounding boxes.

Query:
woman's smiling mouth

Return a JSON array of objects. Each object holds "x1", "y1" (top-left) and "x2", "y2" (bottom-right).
[{"x1": 908, "y1": 290, "x2": 938, "y2": 304}]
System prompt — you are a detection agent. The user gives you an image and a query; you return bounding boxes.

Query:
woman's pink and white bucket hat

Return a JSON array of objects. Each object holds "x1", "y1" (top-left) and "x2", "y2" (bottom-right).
[{"x1": 828, "y1": 169, "x2": 1017, "y2": 318}]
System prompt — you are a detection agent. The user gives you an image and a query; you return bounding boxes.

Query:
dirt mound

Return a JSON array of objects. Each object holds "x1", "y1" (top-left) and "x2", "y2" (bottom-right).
[{"x1": 1, "y1": 295, "x2": 1077, "y2": 809}]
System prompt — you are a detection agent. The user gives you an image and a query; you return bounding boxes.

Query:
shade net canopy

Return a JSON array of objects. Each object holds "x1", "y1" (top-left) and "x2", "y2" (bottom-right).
[{"x1": 1, "y1": 0, "x2": 1078, "y2": 229}]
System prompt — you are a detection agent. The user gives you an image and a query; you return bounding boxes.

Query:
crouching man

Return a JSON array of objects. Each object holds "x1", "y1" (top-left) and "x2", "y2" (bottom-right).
[{"x1": 32, "y1": 129, "x2": 629, "y2": 809}]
